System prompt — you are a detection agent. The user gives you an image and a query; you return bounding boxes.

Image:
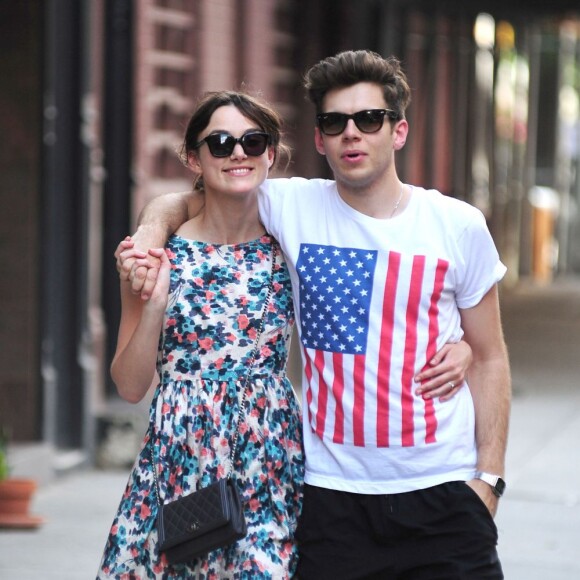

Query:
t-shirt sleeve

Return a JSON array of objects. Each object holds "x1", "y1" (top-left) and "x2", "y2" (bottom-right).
[
  {"x1": 455, "y1": 208, "x2": 507, "y2": 309},
  {"x1": 258, "y1": 179, "x2": 285, "y2": 239},
  {"x1": 258, "y1": 177, "x2": 321, "y2": 240}
]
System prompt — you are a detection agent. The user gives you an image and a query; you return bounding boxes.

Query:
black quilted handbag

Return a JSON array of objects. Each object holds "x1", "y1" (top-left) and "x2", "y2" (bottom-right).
[
  {"x1": 150, "y1": 244, "x2": 276, "y2": 564},
  {"x1": 156, "y1": 478, "x2": 246, "y2": 564}
]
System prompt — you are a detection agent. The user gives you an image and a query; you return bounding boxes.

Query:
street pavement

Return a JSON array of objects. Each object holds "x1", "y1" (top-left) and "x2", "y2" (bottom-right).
[
  {"x1": 1, "y1": 278, "x2": 579, "y2": 579},
  {"x1": 494, "y1": 277, "x2": 580, "y2": 579}
]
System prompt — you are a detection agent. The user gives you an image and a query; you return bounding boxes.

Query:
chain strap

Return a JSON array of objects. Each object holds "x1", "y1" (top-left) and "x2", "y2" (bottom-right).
[
  {"x1": 150, "y1": 241, "x2": 277, "y2": 506},
  {"x1": 228, "y1": 249, "x2": 276, "y2": 475}
]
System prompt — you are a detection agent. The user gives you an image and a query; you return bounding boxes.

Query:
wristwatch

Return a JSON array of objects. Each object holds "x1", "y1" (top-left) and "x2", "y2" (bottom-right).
[{"x1": 475, "y1": 471, "x2": 506, "y2": 498}]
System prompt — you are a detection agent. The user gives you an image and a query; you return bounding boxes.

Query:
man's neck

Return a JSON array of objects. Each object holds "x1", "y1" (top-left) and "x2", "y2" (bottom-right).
[{"x1": 335, "y1": 177, "x2": 408, "y2": 219}]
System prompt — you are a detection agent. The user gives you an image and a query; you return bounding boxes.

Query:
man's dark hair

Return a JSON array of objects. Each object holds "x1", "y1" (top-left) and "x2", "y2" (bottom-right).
[{"x1": 303, "y1": 50, "x2": 411, "y2": 119}]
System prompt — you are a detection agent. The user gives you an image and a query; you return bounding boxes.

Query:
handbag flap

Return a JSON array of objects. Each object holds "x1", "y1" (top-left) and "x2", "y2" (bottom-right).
[{"x1": 158, "y1": 479, "x2": 232, "y2": 550}]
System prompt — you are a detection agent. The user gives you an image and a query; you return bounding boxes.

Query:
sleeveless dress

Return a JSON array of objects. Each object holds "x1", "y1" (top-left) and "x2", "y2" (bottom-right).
[{"x1": 98, "y1": 234, "x2": 304, "y2": 579}]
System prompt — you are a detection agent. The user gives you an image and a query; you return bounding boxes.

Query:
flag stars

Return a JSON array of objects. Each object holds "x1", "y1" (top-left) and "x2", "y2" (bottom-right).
[{"x1": 297, "y1": 243, "x2": 376, "y2": 354}]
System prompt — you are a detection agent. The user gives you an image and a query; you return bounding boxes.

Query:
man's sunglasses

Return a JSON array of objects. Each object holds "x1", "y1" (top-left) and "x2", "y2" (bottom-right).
[
  {"x1": 194, "y1": 131, "x2": 270, "y2": 158},
  {"x1": 316, "y1": 109, "x2": 399, "y2": 136}
]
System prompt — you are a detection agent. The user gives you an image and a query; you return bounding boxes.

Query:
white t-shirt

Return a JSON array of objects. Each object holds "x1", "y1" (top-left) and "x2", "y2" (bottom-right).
[{"x1": 258, "y1": 178, "x2": 506, "y2": 494}]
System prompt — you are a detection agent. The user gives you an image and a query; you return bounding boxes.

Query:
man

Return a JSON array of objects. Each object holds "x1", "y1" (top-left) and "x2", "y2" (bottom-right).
[{"x1": 120, "y1": 50, "x2": 510, "y2": 579}]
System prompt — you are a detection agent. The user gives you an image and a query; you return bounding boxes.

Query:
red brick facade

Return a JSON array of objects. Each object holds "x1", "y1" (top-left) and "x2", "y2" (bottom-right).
[{"x1": 131, "y1": 0, "x2": 299, "y2": 223}]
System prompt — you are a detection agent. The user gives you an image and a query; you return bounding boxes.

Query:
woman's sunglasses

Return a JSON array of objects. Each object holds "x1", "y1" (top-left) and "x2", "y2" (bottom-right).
[
  {"x1": 194, "y1": 131, "x2": 270, "y2": 158},
  {"x1": 316, "y1": 109, "x2": 399, "y2": 136}
]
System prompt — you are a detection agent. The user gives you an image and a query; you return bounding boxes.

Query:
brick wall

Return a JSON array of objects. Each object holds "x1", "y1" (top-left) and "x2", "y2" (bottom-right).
[{"x1": 0, "y1": 1, "x2": 42, "y2": 441}]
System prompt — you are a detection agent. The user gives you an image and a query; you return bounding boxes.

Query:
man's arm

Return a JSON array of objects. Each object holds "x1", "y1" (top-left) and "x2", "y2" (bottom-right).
[
  {"x1": 460, "y1": 284, "x2": 511, "y2": 517},
  {"x1": 137, "y1": 191, "x2": 203, "y2": 236},
  {"x1": 116, "y1": 191, "x2": 203, "y2": 299}
]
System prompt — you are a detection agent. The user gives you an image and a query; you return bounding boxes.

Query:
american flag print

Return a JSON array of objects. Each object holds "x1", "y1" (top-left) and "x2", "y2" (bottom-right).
[{"x1": 297, "y1": 243, "x2": 450, "y2": 449}]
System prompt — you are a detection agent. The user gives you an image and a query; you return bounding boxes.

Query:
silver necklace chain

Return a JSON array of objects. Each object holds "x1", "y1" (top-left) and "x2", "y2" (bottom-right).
[{"x1": 390, "y1": 183, "x2": 404, "y2": 218}]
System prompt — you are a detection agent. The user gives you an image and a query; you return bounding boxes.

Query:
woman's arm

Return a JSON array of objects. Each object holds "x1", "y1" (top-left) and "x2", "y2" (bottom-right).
[{"x1": 111, "y1": 247, "x2": 171, "y2": 402}]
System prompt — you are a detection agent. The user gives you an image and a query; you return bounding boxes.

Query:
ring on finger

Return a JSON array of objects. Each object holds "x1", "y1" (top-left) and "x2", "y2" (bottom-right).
[{"x1": 447, "y1": 381, "x2": 456, "y2": 390}]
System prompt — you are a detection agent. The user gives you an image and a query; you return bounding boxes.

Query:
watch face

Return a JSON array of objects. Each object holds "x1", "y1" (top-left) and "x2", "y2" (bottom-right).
[{"x1": 494, "y1": 478, "x2": 506, "y2": 497}]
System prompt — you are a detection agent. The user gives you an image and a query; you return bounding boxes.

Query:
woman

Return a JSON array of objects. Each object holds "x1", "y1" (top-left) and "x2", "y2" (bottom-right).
[{"x1": 98, "y1": 91, "x2": 303, "y2": 579}]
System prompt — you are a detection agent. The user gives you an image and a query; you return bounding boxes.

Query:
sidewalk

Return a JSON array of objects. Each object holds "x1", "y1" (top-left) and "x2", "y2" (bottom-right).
[
  {"x1": 0, "y1": 470, "x2": 129, "y2": 580},
  {"x1": 495, "y1": 278, "x2": 580, "y2": 579},
  {"x1": 1, "y1": 278, "x2": 579, "y2": 579}
]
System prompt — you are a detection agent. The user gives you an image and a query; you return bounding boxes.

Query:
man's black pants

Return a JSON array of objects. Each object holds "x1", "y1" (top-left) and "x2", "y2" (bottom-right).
[{"x1": 295, "y1": 481, "x2": 503, "y2": 580}]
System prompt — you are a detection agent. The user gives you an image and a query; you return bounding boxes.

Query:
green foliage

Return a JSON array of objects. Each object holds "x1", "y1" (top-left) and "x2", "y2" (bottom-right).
[{"x1": 0, "y1": 427, "x2": 10, "y2": 480}]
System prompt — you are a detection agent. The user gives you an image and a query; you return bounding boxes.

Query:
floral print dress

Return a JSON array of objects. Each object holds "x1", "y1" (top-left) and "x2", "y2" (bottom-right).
[{"x1": 98, "y1": 235, "x2": 304, "y2": 579}]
